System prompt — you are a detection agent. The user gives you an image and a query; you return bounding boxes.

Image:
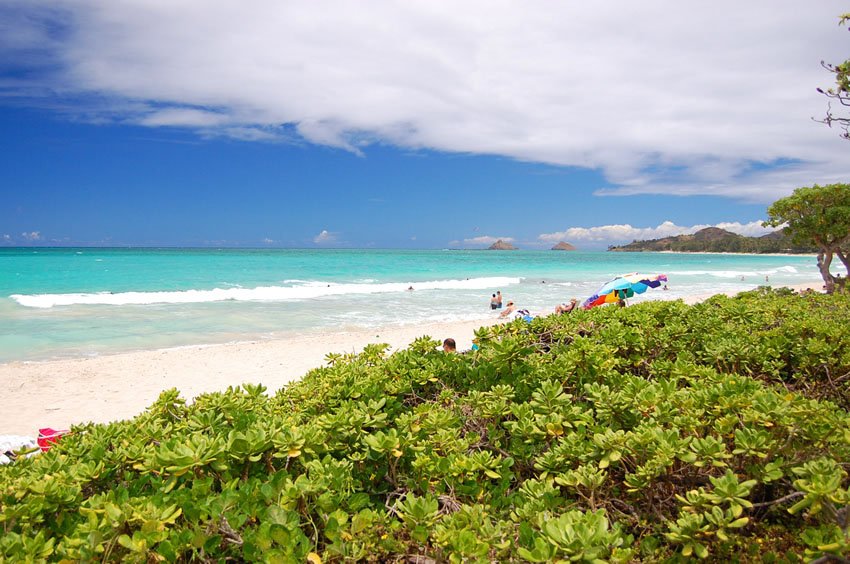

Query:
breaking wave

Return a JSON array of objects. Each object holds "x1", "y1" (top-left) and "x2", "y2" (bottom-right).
[{"x1": 10, "y1": 276, "x2": 522, "y2": 309}]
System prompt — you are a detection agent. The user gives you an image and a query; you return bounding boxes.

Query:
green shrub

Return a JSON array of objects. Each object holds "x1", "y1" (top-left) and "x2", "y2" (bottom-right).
[{"x1": 1, "y1": 289, "x2": 849, "y2": 561}]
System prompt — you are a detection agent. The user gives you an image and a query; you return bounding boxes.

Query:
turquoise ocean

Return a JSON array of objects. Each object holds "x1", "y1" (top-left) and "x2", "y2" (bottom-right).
[{"x1": 0, "y1": 248, "x2": 822, "y2": 363}]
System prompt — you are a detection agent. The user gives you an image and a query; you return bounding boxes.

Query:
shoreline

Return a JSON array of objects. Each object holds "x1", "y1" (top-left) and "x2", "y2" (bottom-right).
[{"x1": 0, "y1": 281, "x2": 824, "y2": 437}]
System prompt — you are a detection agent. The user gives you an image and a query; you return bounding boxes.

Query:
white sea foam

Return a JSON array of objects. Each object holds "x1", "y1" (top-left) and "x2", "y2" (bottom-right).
[{"x1": 10, "y1": 276, "x2": 522, "y2": 309}]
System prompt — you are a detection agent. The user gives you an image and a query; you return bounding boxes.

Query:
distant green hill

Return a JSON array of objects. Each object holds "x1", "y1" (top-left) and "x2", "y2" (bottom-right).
[{"x1": 608, "y1": 227, "x2": 817, "y2": 253}]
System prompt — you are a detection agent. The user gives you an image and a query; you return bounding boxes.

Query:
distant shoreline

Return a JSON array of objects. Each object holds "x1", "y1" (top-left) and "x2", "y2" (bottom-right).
[{"x1": 652, "y1": 250, "x2": 817, "y2": 257}]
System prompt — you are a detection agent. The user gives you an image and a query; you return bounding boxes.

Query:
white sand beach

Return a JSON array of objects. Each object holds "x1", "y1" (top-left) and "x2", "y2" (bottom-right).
[
  {"x1": 0, "y1": 318, "x2": 498, "y2": 436},
  {"x1": 0, "y1": 281, "x2": 824, "y2": 437}
]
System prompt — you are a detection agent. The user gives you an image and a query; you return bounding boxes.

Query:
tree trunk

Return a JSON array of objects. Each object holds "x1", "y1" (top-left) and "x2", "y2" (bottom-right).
[
  {"x1": 818, "y1": 251, "x2": 836, "y2": 294},
  {"x1": 837, "y1": 250, "x2": 850, "y2": 293}
]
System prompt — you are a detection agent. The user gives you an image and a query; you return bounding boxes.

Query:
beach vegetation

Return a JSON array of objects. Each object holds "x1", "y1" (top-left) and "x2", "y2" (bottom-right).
[
  {"x1": 1, "y1": 289, "x2": 850, "y2": 561},
  {"x1": 765, "y1": 183, "x2": 850, "y2": 293}
]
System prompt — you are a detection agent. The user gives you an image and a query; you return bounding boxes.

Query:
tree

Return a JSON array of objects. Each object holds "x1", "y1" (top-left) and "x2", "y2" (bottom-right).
[
  {"x1": 816, "y1": 14, "x2": 850, "y2": 139},
  {"x1": 764, "y1": 183, "x2": 850, "y2": 293}
]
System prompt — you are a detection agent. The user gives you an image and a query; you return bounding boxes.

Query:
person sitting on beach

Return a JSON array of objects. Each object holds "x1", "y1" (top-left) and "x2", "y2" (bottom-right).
[
  {"x1": 442, "y1": 338, "x2": 457, "y2": 353},
  {"x1": 499, "y1": 301, "x2": 517, "y2": 318},
  {"x1": 490, "y1": 293, "x2": 498, "y2": 309},
  {"x1": 555, "y1": 298, "x2": 578, "y2": 314}
]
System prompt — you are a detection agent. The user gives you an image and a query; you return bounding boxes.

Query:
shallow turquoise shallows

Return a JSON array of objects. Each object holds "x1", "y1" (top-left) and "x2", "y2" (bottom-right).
[{"x1": 0, "y1": 247, "x2": 821, "y2": 362}]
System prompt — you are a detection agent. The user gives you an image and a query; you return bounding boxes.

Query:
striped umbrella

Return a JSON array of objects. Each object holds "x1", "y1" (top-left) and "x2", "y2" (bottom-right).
[{"x1": 582, "y1": 273, "x2": 668, "y2": 309}]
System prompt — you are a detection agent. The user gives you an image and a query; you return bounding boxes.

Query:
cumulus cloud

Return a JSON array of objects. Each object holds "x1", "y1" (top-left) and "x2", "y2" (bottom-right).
[
  {"x1": 313, "y1": 230, "x2": 337, "y2": 244},
  {"x1": 463, "y1": 235, "x2": 514, "y2": 246},
  {"x1": 20, "y1": 231, "x2": 41, "y2": 241},
  {"x1": 3, "y1": 1, "x2": 849, "y2": 199},
  {"x1": 539, "y1": 221, "x2": 778, "y2": 245}
]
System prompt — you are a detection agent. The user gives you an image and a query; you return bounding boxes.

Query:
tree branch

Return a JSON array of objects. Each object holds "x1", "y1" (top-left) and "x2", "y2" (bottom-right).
[{"x1": 750, "y1": 491, "x2": 804, "y2": 509}]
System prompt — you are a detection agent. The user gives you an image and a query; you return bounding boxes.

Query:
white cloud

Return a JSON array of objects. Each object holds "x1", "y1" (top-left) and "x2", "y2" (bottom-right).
[
  {"x1": 4, "y1": 1, "x2": 850, "y2": 199},
  {"x1": 713, "y1": 221, "x2": 781, "y2": 237},
  {"x1": 463, "y1": 235, "x2": 514, "y2": 246},
  {"x1": 538, "y1": 221, "x2": 778, "y2": 244},
  {"x1": 313, "y1": 229, "x2": 337, "y2": 244},
  {"x1": 21, "y1": 231, "x2": 41, "y2": 241},
  {"x1": 138, "y1": 108, "x2": 229, "y2": 128}
]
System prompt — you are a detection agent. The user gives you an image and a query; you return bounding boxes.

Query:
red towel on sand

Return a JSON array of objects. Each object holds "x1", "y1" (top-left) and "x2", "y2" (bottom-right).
[{"x1": 37, "y1": 428, "x2": 69, "y2": 452}]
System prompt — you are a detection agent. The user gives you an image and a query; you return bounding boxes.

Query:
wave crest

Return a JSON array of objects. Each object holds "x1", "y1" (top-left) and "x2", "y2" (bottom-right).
[{"x1": 10, "y1": 276, "x2": 521, "y2": 309}]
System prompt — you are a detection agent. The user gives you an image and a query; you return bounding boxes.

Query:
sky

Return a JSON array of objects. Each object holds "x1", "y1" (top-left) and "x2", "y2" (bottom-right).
[{"x1": 0, "y1": 1, "x2": 848, "y2": 249}]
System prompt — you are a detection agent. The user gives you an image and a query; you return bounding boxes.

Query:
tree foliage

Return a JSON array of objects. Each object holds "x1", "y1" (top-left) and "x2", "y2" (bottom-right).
[
  {"x1": 765, "y1": 183, "x2": 850, "y2": 293},
  {"x1": 2, "y1": 290, "x2": 850, "y2": 562},
  {"x1": 817, "y1": 14, "x2": 850, "y2": 139}
]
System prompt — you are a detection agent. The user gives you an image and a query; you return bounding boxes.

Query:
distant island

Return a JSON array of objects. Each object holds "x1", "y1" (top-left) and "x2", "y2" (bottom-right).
[
  {"x1": 551, "y1": 241, "x2": 576, "y2": 251},
  {"x1": 608, "y1": 227, "x2": 817, "y2": 254},
  {"x1": 488, "y1": 239, "x2": 517, "y2": 250}
]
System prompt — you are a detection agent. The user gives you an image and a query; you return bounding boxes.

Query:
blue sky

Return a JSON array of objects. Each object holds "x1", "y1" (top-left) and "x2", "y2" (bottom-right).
[{"x1": 1, "y1": 1, "x2": 848, "y2": 249}]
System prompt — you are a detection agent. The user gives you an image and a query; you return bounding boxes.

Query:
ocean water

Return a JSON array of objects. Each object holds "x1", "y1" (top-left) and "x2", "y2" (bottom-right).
[{"x1": 0, "y1": 248, "x2": 822, "y2": 362}]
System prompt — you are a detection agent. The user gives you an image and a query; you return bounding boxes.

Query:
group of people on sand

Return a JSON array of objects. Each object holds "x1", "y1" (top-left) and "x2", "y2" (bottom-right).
[
  {"x1": 493, "y1": 289, "x2": 580, "y2": 319},
  {"x1": 488, "y1": 290, "x2": 533, "y2": 320},
  {"x1": 489, "y1": 289, "x2": 567, "y2": 320},
  {"x1": 494, "y1": 294, "x2": 618, "y2": 318}
]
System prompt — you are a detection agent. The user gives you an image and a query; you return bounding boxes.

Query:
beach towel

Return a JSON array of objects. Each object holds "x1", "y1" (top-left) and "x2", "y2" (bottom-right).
[
  {"x1": 513, "y1": 309, "x2": 534, "y2": 322},
  {"x1": 37, "y1": 428, "x2": 70, "y2": 452},
  {"x1": 0, "y1": 435, "x2": 39, "y2": 464}
]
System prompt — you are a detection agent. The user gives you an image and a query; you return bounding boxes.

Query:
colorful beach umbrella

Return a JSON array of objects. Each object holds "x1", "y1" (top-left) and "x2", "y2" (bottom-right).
[{"x1": 582, "y1": 273, "x2": 668, "y2": 309}]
